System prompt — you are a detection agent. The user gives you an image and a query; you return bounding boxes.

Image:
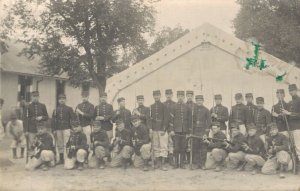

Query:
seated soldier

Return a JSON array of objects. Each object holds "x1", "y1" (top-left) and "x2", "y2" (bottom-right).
[
  {"x1": 25, "y1": 121, "x2": 55, "y2": 171},
  {"x1": 110, "y1": 119, "x2": 134, "y2": 169},
  {"x1": 262, "y1": 123, "x2": 291, "y2": 178},
  {"x1": 131, "y1": 115, "x2": 151, "y2": 171},
  {"x1": 204, "y1": 122, "x2": 228, "y2": 172},
  {"x1": 64, "y1": 119, "x2": 88, "y2": 170},
  {"x1": 240, "y1": 124, "x2": 266, "y2": 175},
  {"x1": 88, "y1": 120, "x2": 110, "y2": 169},
  {"x1": 225, "y1": 123, "x2": 247, "y2": 170}
]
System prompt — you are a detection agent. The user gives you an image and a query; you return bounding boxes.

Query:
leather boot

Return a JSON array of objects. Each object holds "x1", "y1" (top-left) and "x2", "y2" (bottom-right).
[
  {"x1": 168, "y1": 154, "x2": 174, "y2": 166},
  {"x1": 12, "y1": 148, "x2": 17, "y2": 159},
  {"x1": 20, "y1": 148, "x2": 25, "y2": 158},
  {"x1": 57, "y1": 153, "x2": 64, "y2": 165},
  {"x1": 180, "y1": 153, "x2": 186, "y2": 169},
  {"x1": 161, "y1": 157, "x2": 168, "y2": 171},
  {"x1": 279, "y1": 164, "x2": 285, "y2": 179},
  {"x1": 143, "y1": 159, "x2": 149, "y2": 171},
  {"x1": 122, "y1": 158, "x2": 128, "y2": 169},
  {"x1": 173, "y1": 153, "x2": 179, "y2": 169}
]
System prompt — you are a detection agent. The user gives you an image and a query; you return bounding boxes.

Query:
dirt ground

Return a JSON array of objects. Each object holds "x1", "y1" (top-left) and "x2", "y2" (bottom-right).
[{"x1": 1, "y1": 136, "x2": 300, "y2": 191}]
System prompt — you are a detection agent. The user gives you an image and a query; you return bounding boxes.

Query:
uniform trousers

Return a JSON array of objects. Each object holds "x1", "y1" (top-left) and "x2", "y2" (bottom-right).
[
  {"x1": 25, "y1": 150, "x2": 55, "y2": 171},
  {"x1": 262, "y1": 151, "x2": 292, "y2": 174},
  {"x1": 110, "y1": 145, "x2": 134, "y2": 167},
  {"x1": 152, "y1": 131, "x2": 168, "y2": 158},
  {"x1": 88, "y1": 146, "x2": 109, "y2": 168},
  {"x1": 133, "y1": 143, "x2": 152, "y2": 168},
  {"x1": 205, "y1": 148, "x2": 227, "y2": 169},
  {"x1": 64, "y1": 149, "x2": 87, "y2": 169}
]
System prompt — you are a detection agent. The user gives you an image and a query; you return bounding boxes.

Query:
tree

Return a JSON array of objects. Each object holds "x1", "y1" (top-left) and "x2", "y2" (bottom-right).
[
  {"x1": 3, "y1": 0, "x2": 157, "y2": 95},
  {"x1": 233, "y1": 0, "x2": 300, "y2": 68}
]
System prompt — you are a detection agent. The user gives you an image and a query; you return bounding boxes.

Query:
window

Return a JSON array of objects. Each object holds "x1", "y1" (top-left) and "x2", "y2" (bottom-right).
[
  {"x1": 82, "y1": 81, "x2": 90, "y2": 93},
  {"x1": 18, "y1": 75, "x2": 32, "y2": 102}
]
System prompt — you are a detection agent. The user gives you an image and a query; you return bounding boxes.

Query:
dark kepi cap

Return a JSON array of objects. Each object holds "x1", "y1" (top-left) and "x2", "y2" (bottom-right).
[
  {"x1": 117, "y1": 97, "x2": 125, "y2": 103},
  {"x1": 245, "y1": 93, "x2": 253, "y2": 98},
  {"x1": 247, "y1": 123, "x2": 257, "y2": 130},
  {"x1": 58, "y1": 94, "x2": 66, "y2": 99},
  {"x1": 276, "y1": 89, "x2": 285, "y2": 94},
  {"x1": 256, "y1": 97, "x2": 264, "y2": 103},
  {"x1": 177, "y1": 91, "x2": 185, "y2": 96},
  {"x1": 31, "y1": 91, "x2": 39, "y2": 96},
  {"x1": 136, "y1": 95, "x2": 144, "y2": 100},
  {"x1": 214, "y1": 94, "x2": 222, "y2": 99},
  {"x1": 81, "y1": 91, "x2": 89, "y2": 97},
  {"x1": 116, "y1": 118, "x2": 124, "y2": 125},
  {"x1": 100, "y1": 92, "x2": 107, "y2": 97},
  {"x1": 186, "y1": 90, "x2": 194, "y2": 95},
  {"x1": 165, "y1": 89, "x2": 173, "y2": 94},
  {"x1": 92, "y1": 120, "x2": 102, "y2": 127},
  {"x1": 211, "y1": 121, "x2": 220, "y2": 127},
  {"x1": 235, "y1": 93, "x2": 243, "y2": 99},
  {"x1": 153, "y1": 90, "x2": 161, "y2": 96},
  {"x1": 195, "y1": 95, "x2": 204, "y2": 100},
  {"x1": 131, "y1": 115, "x2": 140, "y2": 122},
  {"x1": 288, "y1": 84, "x2": 298, "y2": 91}
]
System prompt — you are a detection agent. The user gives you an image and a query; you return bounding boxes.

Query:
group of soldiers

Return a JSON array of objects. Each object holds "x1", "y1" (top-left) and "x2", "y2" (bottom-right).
[{"x1": 8, "y1": 83, "x2": 300, "y2": 178}]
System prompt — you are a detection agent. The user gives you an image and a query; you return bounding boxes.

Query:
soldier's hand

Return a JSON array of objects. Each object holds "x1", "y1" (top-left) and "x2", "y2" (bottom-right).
[
  {"x1": 272, "y1": 111, "x2": 279, "y2": 117},
  {"x1": 116, "y1": 110, "x2": 120, "y2": 115},
  {"x1": 71, "y1": 145, "x2": 76, "y2": 150},
  {"x1": 36, "y1": 116, "x2": 43, "y2": 121},
  {"x1": 160, "y1": 131, "x2": 166, "y2": 136},
  {"x1": 211, "y1": 113, "x2": 217, "y2": 118},
  {"x1": 223, "y1": 141, "x2": 230, "y2": 147},
  {"x1": 268, "y1": 148, "x2": 273, "y2": 154},
  {"x1": 99, "y1": 116, "x2": 105, "y2": 120},
  {"x1": 95, "y1": 116, "x2": 101, "y2": 121},
  {"x1": 169, "y1": 131, "x2": 175, "y2": 137},
  {"x1": 280, "y1": 109, "x2": 291, "y2": 115}
]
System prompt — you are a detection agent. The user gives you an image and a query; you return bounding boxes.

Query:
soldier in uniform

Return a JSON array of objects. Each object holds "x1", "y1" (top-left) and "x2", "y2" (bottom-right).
[
  {"x1": 203, "y1": 122, "x2": 227, "y2": 171},
  {"x1": 132, "y1": 95, "x2": 150, "y2": 129},
  {"x1": 88, "y1": 120, "x2": 110, "y2": 169},
  {"x1": 94, "y1": 92, "x2": 114, "y2": 141},
  {"x1": 163, "y1": 89, "x2": 176, "y2": 166},
  {"x1": 281, "y1": 84, "x2": 300, "y2": 160},
  {"x1": 64, "y1": 119, "x2": 88, "y2": 170},
  {"x1": 245, "y1": 93, "x2": 257, "y2": 124},
  {"x1": 24, "y1": 91, "x2": 49, "y2": 154},
  {"x1": 191, "y1": 95, "x2": 211, "y2": 169},
  {"x1": 131, "y1": 115, "x2": 151, "y2": 171},
  {"x1": 240, "y1": 124, "x2": 266, "y2": 174},
  {"x1": 210, "y1": 94, "x2": 229, "y2": 136},
  {"x1": 112, "y1": 97, "x2": 132, "y2": 132},
  {"x1": 150, "y1": 90, "x2": 168, "y2": 170},
  {"x1": 186, "y1": 90, "x2": 195, "y2": 164},
  {"x1": 75, "y1": 91, "x2": 94, "y2": 147},
  {"x1": 25, "y1": 121, "x2": 55, "y2": 171},
  {"x1": 110, "y1": 119, "x2": 134, "y2": 169},
  {"x1": 229, "y1": 93, "x2": 248, "y2": 135},
  {"x1": 262, "y1": 123, "x2": 291, "y2": 178},
  {"x1": 51, "y1": 94, "x2": 74, "y2": 165},
  {"x1": 169, "y1": 91, "x2": 192, "y2": 169},
  {"x1": 271, "y1": 89, "x2": 288, "y2": 133},
  {"x1": 225, "y1": 124, "x2": 247, "y2": 170}
]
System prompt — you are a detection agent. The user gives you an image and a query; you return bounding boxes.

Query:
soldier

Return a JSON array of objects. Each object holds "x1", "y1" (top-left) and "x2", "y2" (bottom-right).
[
  {"x1": 229, "y1": 93, "x2": 248, "y2": 135},
  {"x1": 0, "y1": 98, "x2": 4, "y2": 141},
  {"x1": 245, "y1": 93, "x2": 257, "y2": 123},
  {"x1": 225, "y1": 124, "x2": 247, "y2": 170},
  {"x1": 64, "y1": 119, "x2": 89, "y2": 170},
  {"x1": 271, "y1": 89, "x2": 288, "y2": 133},
  {"x1": 210, "y1": 94, "x2": 229, "y2": 135},
  {"x1": 186, "y1": 90, "x2": 195, "y2": 164},
  {"x1": 25, "y1": 121, "x2": 55, "y2": 171},
  {"x1": 112, "y1": 97, "x2": 132, "y2": 131},
  {"x1": 253, "y1": 97, "x2": 272, "y2": 142},
  {"x1": 110, "y1": 119, "x2": 134, "y2": 169},
  {"x1": 75, "y1": 91, "x2": 94, "y2": 147},
  {"x1": 94, "y1": 92, "x2": 114, "y2": 141},
  {"x1": 262, "y1": 123, "x2": 291, "y2": 178},
  {"x1": 191, "y1": 95, "x2": 211, "y2": 169},
  {"x1": 51, "y1": 94, "x2": 74, "y2": 165},
  {"x1": 240, "y1": 124, "x2": 266, "y2": 175},
  {"x1": 150, "y1": 90, "x2": 168, "y2": 170},
  {"x1": 24, "y1": 91, "x2": 49, "y2": 154},
  {"x1": 203, "y1": 122, "x2": 227, "y2": 172},
  {"x1": 88, "y1": 120, "x2": 110, "y2": 169},
  {"x1": 163, "y1": 89, "x2": 176, "y2": 166},
  {"x1": 132, "y1": 95, "x2": 150, "y2": 129},
  {"x1": 281, "y1": 84, "x2": 300, "y2": 160},
  {"x1": 169, "y1": 91, "x2": 192, "y2": 169},
  {"x1": 131, "y1": 115, "x2": 151, "y2": 171}
]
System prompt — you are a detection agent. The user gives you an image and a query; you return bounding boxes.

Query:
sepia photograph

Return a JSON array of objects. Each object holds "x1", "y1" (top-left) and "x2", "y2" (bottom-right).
[{"x1": 0, "y1": 0, "x2": 300, "y2": 190}]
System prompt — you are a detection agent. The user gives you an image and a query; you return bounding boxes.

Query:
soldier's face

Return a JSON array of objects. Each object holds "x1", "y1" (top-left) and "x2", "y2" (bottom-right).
[
  {"x1": 289, "y1": 90, "x2": 297, "y2": 96},
  {"x1": 211, "y1": 126, "x2": 220, "y2": 134},
  {"x1": 186, "y1": 94, "x2": 193, "y2": 101},
  {"x1": 137, "y1": 99, "x2": 144, "y2": 106},
  {"x1": 248, "y1": 129, "x2": 257, "y2": 136},
  {"x1": 73, "y1": 126, "x2": 82, "y2": 133},
  {"x1": 196, "y1": 99, "x2": 204, "y2": 105},
  {"x1": 231, "y1": 129, "x2": 239, "y2": 137},
  {"x1": 256, "y1": 103, "x2": 264, "y2": 109},
  {"x1": 215, "y1": 99, "x2": 222, "y2": 105},
  {"x1": 177, "y1": 95, "x2": 185, "y2": 102},
  {"x1": 270, "y1": 128, "x2": 278, "y2": 136},
  {"x1": 37, "y1": 127, "x2": 46, "y2": 134},
  {"x1": 117, "y1": 123, "x2": 125, "y2": 131},
  {"x1": 58, "y1": 98, "x2": 66, "y2": 105},
  {"x1": 276, "y1": 93, "x2": 285, "y2": 100},
  {"x1": 246, "y1": 97, "x2": 253, "y2": 103},
  {"x1": 153, "y1": 95, "x2": 161, "y2": 101},
  {"x1": 119, "y1": 100, "x2": 125, "y2": 107},
  {"x1": 132, "y1": 120, "x2": 141, "y2": 128},
  {"x1": 31, "y1": 95, "x2": 39, "y2": 102},
  {"x1": 93, "y1": 125, "x2": 101, "y2": 132},
  {"x1": 235, "y1": 98, "x2": 243, "y2": 104},
  {"x1": 100, "y1": 96, "x2": 107, "y2": 103},
  {"x1": 82, "y1": 96, "x2": 89, "y2": 102},
  {"x1": 165, "y1": 94, "x2": 173, "y2": 100}
]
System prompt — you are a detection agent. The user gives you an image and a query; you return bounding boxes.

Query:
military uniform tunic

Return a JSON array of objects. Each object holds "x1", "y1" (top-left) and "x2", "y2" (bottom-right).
[
  {"x1": 76, "y1": 101, "x2": 94, "y2": 127},
  {"x1": 94, "y1": 102, "x2": 113, "y2": 131},
  {"x1": 24, "y1": 102, "x2": 49, "y2": 133},
  {"x1": 253, "y1": 108, "x2": 272, "y2": 135},
  {"x1": 51, "y1": 104, "x2": 74, "y2": 131},
  {"x1": 272, "y1": 101, "x2": 288, "y2": 132},
  {"x1": 210, "y1": 104, "x2": 229, "y2": 131}
]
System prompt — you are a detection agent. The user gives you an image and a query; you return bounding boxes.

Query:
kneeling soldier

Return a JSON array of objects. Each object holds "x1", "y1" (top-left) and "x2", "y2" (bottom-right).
[
  {"x1": 132, "y1": 115, "x2": 151, "y2": 171},
  {"x1": 88, "y1": 120, "x2": 110, "y2": 169},
  {"x1": 262, "y1": 123, "x2": 291, "y2": 178},
  {"x1": 25, "y1": 121, "x2": 55, "y2": 171},
  {"x1": 110, "y1": 119, "x2": 134, "y2": 169},
  {"x1": 240, "y1": 124, "x2": 266, "y2": 175},
  {"x1": 64, "y1": 120, "x2": 89, "y2": 170},
  {"x1": 204, "y1": 122, "x2": 227, "y2": 171}
]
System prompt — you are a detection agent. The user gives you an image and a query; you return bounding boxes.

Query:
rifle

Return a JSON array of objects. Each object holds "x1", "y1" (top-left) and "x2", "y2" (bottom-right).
[
  {"x1": 91, "y1": 123, "x2": 96, "y2": 156},
  {"x1": 279, "y1": 98, "x2": 299, "y2": 174},
  {"x1": 31, "y1": 136, "x2": 42, "y2": 159},
  {"x1": 186, "y1": 134, "x2": 234, "y2": 145},
  {"x1": 150, "y1": 107, "x2": 155, "y2": 169},
  {"x1": 66, "y1": 130, "x2": 76, "y2": 159},
  {"x1": 189, "y1": 103, "x2": 194, "y2": 170},
  {"x1": 25, "y1": 106, "x2": 30, "y2": 164}
]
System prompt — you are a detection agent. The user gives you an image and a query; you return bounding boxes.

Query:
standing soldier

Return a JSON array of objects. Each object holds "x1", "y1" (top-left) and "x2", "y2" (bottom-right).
[
  {"x1": 24, "y1": 91, "x2": 49, "y2": 155},
  {"x1": 163, "y1": 89, "x2": 176, "y2": 166},
  {"x1": 169, "y1": 91, "x2": 191, "y2": 169},
  {"x1": 271, "y1": 89, "x2": 288, "y2": 133},
  {"x1": 132, "y1": 95, "x2": 150, "y2": 129},
  {"x1": 75, "y1": 91, "x2": 94, "y2": 146},
  {"x1": 210, "y1": 94, "x2": 229, "y2": 135},
  {"x1": 150, "y1": 90, "x2": 168, "y2": 170},
  {"x1": 94, "y1": 92, "x2": 114, "y2": 142},
  {"x1": 229, "y1": 93, "x2": 248, "y2": 135},
  {"x1": 112, "y1": 97, "x2": 132, "y2": 131},
  {"x1": 281, "y1": 84, "x2": 300, "y2": 160},
  {"x1": 191, "y1": 95, "x2": 211, "y2": 169},
  {"x1": 51, "y1": 94, "x2": 74, "y2": 165},
  {"x1": 245, "y1": 93, "x2": 257, "y2": 124},
  {"x1": 253, "y1": 97, "x2": 272, "y2": 142},
  {"x1": 186, "y1": 90, "x2": 195, "y2": 164}
]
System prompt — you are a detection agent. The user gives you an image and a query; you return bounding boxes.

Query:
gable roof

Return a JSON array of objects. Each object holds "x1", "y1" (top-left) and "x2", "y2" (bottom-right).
[{"x1": 107, "y1": 23, "x2": 300, "y2": 102}]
